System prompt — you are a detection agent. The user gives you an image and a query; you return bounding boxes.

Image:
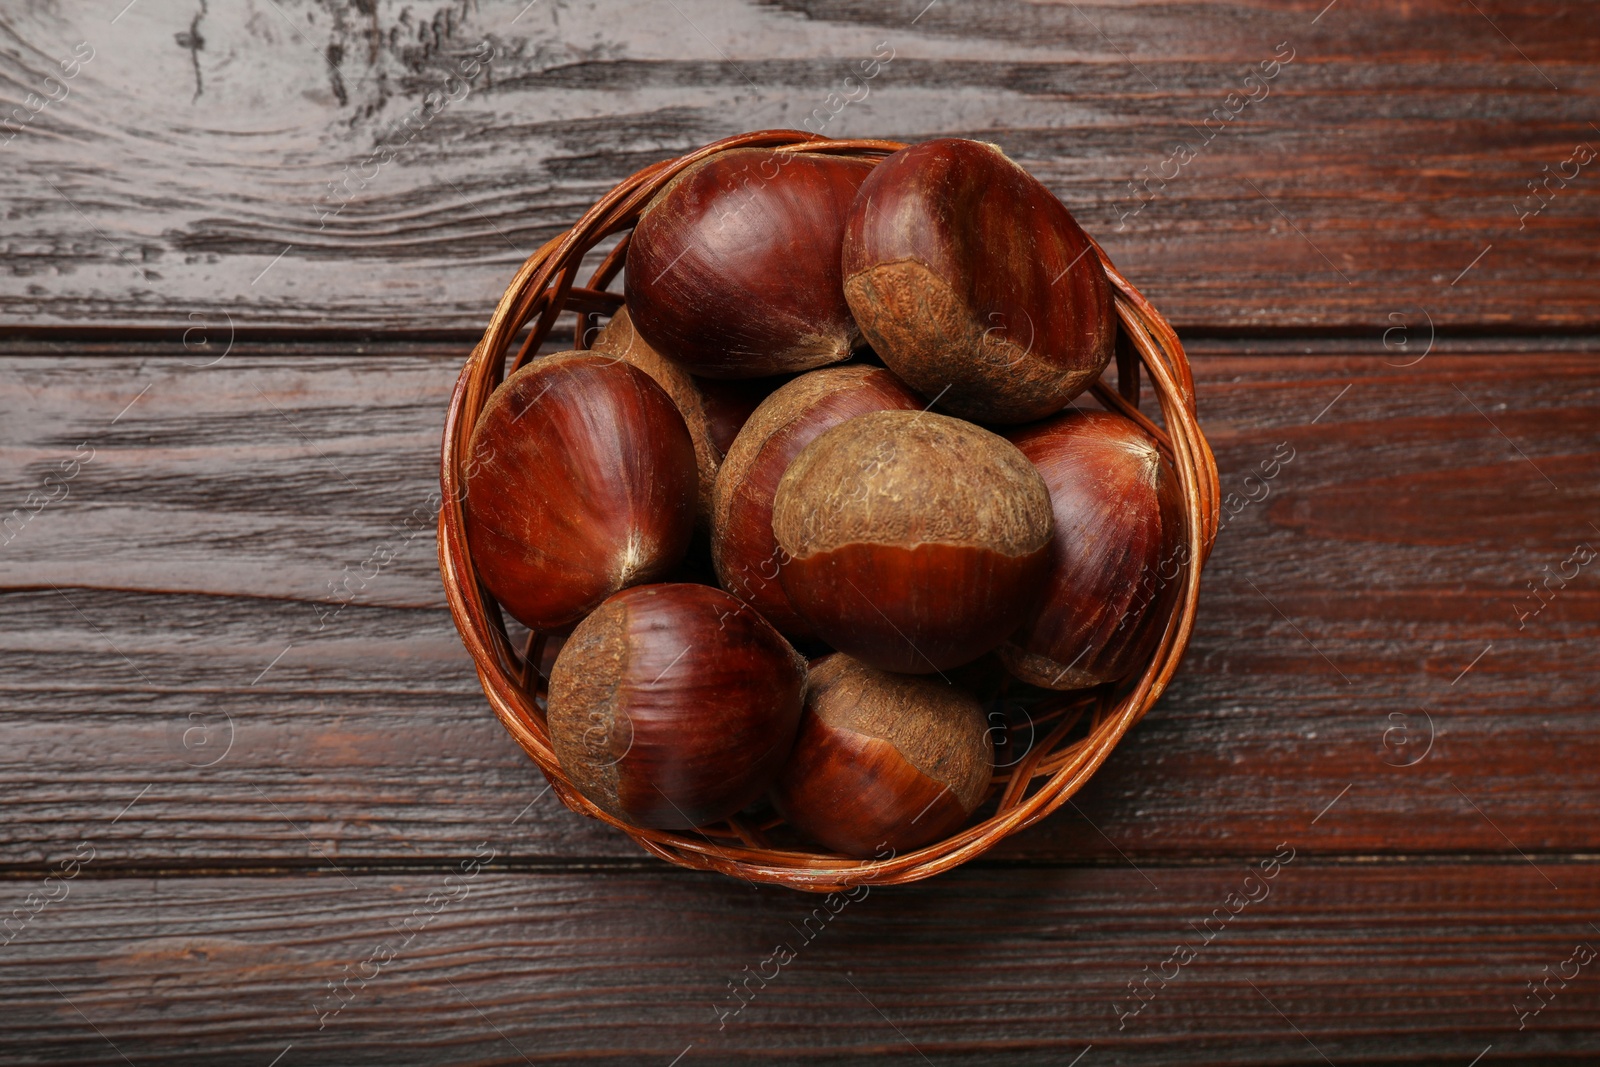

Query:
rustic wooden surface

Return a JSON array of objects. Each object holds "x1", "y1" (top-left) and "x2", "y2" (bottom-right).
[
  {"x1": 4, "y1": 0, "x2": 1599, "y2": 333},
  {"x1": 3, "y1": 0, "x2": 1600, "y2": 1063},
  {"x1": 5, "y1": 865, "x2": 1600, "y2": 1065}
]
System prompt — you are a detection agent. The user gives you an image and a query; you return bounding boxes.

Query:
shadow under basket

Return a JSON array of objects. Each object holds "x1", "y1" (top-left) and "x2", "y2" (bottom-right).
[{"x1": 438, "y1": 130, "x2": 1221, "y2": 892}]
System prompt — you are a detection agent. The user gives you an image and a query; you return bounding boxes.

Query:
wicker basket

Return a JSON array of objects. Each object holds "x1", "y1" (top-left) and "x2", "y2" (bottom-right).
[{"x1": 438, "y1": 130, "x2": 1219, "y2": 891}]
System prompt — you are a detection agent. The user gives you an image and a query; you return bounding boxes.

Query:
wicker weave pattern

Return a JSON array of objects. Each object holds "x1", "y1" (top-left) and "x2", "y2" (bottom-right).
[{"x1": 438, "y1": 131, "x2": 1220, "y2": 891}]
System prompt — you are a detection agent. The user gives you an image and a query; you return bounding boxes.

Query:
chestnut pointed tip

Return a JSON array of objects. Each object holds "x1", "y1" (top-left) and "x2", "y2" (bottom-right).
[
  {"x1": 1120, "y1": 435, "x2": 1163, "y2": 486},
  {"x1": 612, "y1": 528, "x2": 650, "y2": 586}
]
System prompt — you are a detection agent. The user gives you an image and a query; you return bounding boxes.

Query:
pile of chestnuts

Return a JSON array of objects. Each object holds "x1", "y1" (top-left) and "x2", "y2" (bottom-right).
[{"x1": 462, "y1": 138, "x2": 1182, "y2": 859}]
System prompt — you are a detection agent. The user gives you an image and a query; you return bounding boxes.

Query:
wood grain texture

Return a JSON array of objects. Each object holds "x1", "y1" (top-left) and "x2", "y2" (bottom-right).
[
  {"x1": 3, "y1": 865, "x2": 1599, "y2": 1064},
  {"x1": 6, "y1": 0, "x2": 1598, "y2": 1056},
  {"x1": 2, "y1": 0, "x2": 1598, "y2": 333},
  {"x1": 2, "y1": 342, "x2": 1596, "y2": 869}
]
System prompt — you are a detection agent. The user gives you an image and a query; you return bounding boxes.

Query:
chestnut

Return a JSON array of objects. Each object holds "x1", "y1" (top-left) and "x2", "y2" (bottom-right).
[
  {"x1": 773, "y1": 654, "x2": 992, "y2": 858},
  {"x1": 771, "y1": 410, "x2": 1054, "y2": 673},
  {"x1": 841, "y1": 138, "x2": 1114, "y2": 424},
  {"x1": 462, "y1": 352, "x2": 696, "y2": 631},
  {"x1": 998, "y1": 410, "x2": 1183, "y2": 690},
  {"x1": 625, "y1": 148, "x2": 874, "y2": 378},
  {"x1": 547, "y1": 583, "x2": 807, "y2": 830},
  {"x1": 711, "y1": 365, "x2": 923, "y2": 638}
]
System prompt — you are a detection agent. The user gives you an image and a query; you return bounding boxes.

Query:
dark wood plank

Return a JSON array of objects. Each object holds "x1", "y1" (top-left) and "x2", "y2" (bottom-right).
[
  {"x1": 3, "y1": 864, "x2": 1599, "y2": 1064},
  {"x1": 2, "y1": 342, "x2": 1597, "y2": 868},
  {"x1": 2, "y1": 1, "x2": 1597, "y2": 333}
]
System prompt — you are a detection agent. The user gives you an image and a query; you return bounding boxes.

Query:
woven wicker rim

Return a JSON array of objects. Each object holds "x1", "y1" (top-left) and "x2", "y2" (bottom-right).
[{"x1": 438, "y1": 130, "x2": 1221, "y2": 891}]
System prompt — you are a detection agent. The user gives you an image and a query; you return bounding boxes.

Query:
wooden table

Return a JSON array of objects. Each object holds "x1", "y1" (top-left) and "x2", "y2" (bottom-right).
[{"x1": 3, "y1": 1, "x2": 1597, "y2": 1063}]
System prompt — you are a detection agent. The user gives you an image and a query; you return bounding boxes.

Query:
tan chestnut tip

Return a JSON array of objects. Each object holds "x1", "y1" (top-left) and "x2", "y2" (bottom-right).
[
  {"x1": 1122, "y1": 434, "x2": 1164, "y2": 487},
  {"x1": 771, "y1": 409, "x2": 1053, "y2": 559}
]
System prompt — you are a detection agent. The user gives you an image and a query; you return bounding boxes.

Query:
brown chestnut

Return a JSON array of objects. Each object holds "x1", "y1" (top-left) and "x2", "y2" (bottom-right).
[
  {"x1": 712, "y1": 365, "x2": 923, "y2": 637},
  {"x1": 999, "y1": 410, "x2": 1183, "y2": 690},
  {"x1": 626, "y1": 147, "x2": 874, "y2": 378},
  {"x1": 547, "y1": 583, "x2": 807, "y2": 830},
  {"x1": 842, "y1": 138, "x2": 1114, "y2": 424},
  {"x1": 773, "y1": 654, "x2": 991, "y2": 858},
  {"x1": 463, "y1": 352, "x2": 696, "y2": 631},
  {"x1": 771, "y1": 410, "x2": 1054, "y2": 673}
]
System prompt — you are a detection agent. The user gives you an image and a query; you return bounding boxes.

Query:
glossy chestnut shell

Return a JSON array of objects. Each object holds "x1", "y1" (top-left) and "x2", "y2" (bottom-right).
[
  {"x1": 999, "y1": 410, "x2": 1183, "y2": 689},
  {"x1": 842, "y1": 138, "x2": 1114, "y2": 424},
  {"x1": 773, "y1": 654, "x2": 992, "y2": 858},
  {"x1": 547, "y1": 583, "x2": 807, "y2": 830},
  {"x1": 462, "y1": 352, "x2": 696, "y2": 631},
  {"x1": 626, "y1": 148, "x2": 873, "y2": 378}
]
